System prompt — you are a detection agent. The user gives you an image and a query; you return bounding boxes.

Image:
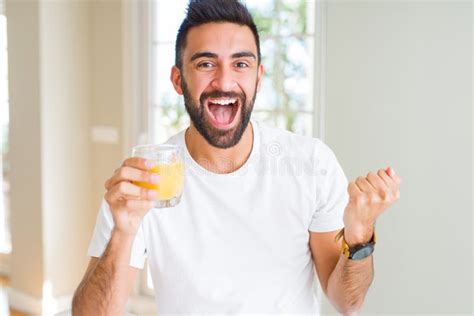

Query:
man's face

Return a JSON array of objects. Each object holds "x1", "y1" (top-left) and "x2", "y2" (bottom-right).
[{"x1": 171, "y1": 22, "x2": 264, "y2": 149}]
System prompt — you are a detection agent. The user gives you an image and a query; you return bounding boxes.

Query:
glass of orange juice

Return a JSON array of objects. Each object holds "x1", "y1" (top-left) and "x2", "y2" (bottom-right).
[{"x1": 131, "y1": 144, "x2": 184, "y2": 208}]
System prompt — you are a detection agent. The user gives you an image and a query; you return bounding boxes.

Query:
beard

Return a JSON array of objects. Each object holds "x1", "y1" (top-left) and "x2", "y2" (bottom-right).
[{"x1": 181, "y1": 77, "x2": 257, "y2": 149}]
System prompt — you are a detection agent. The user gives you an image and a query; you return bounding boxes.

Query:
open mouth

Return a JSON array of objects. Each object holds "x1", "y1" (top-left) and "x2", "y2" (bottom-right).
[{"x1": 205, "y1": 97, "x2": 240, "y2": 129}]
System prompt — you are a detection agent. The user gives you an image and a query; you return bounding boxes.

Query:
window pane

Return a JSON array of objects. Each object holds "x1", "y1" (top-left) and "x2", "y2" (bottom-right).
[
  {"x1": 151, "y1": 42, "x2": 189, "y2": 144},
  {"x1": 150, "y1": 2, "x2": 190, "y2": 144},
  {"x1": 247, "y1": 0, "x2": 315, "y2": 135},
  {"x1": 153, "y1": 0, "x2": 187, "y2": 43},
  {"x1": 256, "y1": 37, "x2": 313, "y2": 112},
  {"x1": 152, "y1": 42, "x2": 175, "y2": 105},
  {"x1": 151, "y1": 0, "x2": 316, "y2": 143},
  {"x1": 246, "y1": 0, "x2": 314, "y2": 36},
  {"x1": 291, "y1": 111, "x2": 313, "y2": 135},
  {"x1": 152, "y1": 98, "x2": 189, "y2": 144},
  {"x1": 283, "y1": 36, "x2": 313, "y2": 112}
]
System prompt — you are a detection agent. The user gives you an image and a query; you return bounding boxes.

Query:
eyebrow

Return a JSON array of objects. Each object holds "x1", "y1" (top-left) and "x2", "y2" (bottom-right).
[
  {"x1": 190, "y1": 51, "x2": 257, "y2": 62},
  {"x1": 231, "y1": 51, "x2": 257, "y2": 60},
  {"x1": 190, "y1": 51, "x2": 218, "y2": 62}
]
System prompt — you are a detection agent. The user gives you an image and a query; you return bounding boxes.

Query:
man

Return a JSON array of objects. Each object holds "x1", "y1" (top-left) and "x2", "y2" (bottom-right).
[{"x1": 72, "y1": 0, "x2": 402, "y2": 315}]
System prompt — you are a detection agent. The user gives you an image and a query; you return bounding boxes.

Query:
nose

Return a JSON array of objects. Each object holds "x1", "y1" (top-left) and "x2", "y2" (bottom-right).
[{"x1": 210, "y1": 66, "x2": 238, "y2": 92}]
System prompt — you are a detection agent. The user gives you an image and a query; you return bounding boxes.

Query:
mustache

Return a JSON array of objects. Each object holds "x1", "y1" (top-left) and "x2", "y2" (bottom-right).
[{"x1": 200, "y1": 90, "x2": 246, "y2": 104}]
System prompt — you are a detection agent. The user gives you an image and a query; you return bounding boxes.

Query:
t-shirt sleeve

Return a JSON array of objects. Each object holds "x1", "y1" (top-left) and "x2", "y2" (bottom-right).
[
  {"x1": 87, "y1": 199, "x2": 147, "y2": 269},
  {"x1": 309, "y1": 141, "x2": 349, "y2": 233}
]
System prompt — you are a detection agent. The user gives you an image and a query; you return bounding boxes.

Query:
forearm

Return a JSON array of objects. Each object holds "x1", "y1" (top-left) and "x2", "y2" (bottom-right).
[
  {"x1": 72, "y1": 230, "x2": 134, "y2": 315},
  {"x1": 326, "y1": 253, "x2": 374, "y2": 315},
  {"x1": 324, "y1": 166, "x2": 401, "y2": 314}
]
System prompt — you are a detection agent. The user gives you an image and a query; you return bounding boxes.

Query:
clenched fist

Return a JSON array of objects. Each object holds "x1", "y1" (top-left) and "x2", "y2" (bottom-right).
[
  {"x1": 343, "y1": 167, "x2": 402, "y2": 246},
  {"x1": 104, "y1": 157, "x2": 160, "y2": 236}
]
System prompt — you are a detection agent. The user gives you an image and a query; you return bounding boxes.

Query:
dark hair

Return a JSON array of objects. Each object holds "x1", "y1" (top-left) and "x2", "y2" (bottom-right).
[{"x1": 175, "y1": 0, "x2": 261, "y2": 70}]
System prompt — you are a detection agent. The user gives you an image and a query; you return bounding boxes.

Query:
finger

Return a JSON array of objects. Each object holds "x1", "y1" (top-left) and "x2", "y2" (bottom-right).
[
  {"x1": 378, "y1": 168, "x2": 401, "y2": 201},
  {"x1": 376, "y1": 169, "x2": 394, "y2": 187},
  {"x1": 106, "y1": 166, "x2": 159, "y2": 190},
  {"x1": 386, "y1": 167, "x2": 403, "y2": 185},
  {"x1": 355, "y1": 176, "x2": 376, "y2": 193},
  {"x1": 122, "y1": 157, "x2": 157, "y2": 171},
  {"x1": 347, "y1": 181, "x2": 361, "y2": 196},
  {"x1": 366, "y1": 171, "x2": 389, "y2": 191},
  {"x1": 386, "y1": 167, "x2": 395, "y2": 177},
  {"x1": 386, "y1": 166, "x2": 402, "y2": 182},
  {"x1": 106, "y1": 181, "x2": 157, "y2": 203}
]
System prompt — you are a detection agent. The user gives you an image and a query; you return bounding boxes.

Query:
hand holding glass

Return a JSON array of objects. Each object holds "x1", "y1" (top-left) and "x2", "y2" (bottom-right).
[{"x1": 132, "y1": 144, "x2": 184, "y2": 208}]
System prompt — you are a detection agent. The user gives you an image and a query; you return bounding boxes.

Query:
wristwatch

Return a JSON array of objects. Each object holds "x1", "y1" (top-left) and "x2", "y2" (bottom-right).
[{"x1": 338, "y1": 229, "x2": 377, "y2": 260}]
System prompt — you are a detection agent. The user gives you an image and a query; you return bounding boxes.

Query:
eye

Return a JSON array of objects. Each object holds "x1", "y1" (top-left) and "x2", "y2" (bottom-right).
[
  {"x1": 197, "y1": 62, "x2": 214, "y2": 69},
  {"x1": 235, "y1": 62, "x2": 249, "y2": 69}
]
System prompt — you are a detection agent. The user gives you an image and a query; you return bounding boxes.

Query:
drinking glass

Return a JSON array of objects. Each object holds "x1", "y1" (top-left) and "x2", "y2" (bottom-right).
[{"x1": 131, "y1": 144, "x2": 184, "y2": 208}]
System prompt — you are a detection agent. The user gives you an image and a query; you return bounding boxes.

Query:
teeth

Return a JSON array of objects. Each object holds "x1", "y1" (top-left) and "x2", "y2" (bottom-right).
[{"x1": 209, "y1": 98, "x2": 236, "y2": 106}]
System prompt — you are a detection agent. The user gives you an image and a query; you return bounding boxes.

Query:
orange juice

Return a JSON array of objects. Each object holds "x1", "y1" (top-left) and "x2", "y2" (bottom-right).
[{"x1": 135, "y1": 162, "x2": 184, "y2": 200}]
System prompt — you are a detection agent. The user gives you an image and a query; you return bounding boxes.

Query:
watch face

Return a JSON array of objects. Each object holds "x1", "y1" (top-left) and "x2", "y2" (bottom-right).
[{"x1": 352, "y1": 246, "x2": 374, "y2": 260}]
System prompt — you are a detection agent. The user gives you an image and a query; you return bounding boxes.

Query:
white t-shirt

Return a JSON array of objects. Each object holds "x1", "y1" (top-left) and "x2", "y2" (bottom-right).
[{"x1": 87, "y1": 120, "x2": 349, "y2": 315}]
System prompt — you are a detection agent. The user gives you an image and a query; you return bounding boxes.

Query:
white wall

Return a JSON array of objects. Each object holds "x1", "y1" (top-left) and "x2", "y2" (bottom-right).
[
  {"x1": 6, "y1": 0, "x2": 129, "y2": 313},
  {"x1": 90, "y1": 0, "x2": 126, "y2": 208},
  {"x1": 7, "y1": 0, "x2": 94, "y2": 311},
  {"x1": 7, "y1": 0, "x2": 44, "y2": 299},
  {"x1": 323, "y1": 1, "x2": 472, "y2": 314},
  {"x1": 39, "y1": 1, "x2": 92, "y2": 298}
]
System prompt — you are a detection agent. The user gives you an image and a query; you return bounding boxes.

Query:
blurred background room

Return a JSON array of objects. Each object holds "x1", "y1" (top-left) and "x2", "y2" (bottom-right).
[{"x1": 0, "y1": 0, "x2": 471, "y2": 315}]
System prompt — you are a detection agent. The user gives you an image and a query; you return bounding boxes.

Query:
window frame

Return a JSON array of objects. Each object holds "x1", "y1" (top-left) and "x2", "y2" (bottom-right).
[
  {"x1": 121, "y1": 0, "x2": 156, "y2": 300},
  {"x1": 122, "y1": 0, "x2": 153, "y2": 158},
  {"x1": 0, "y1": 5, "x2": 12, "y2": 258}
]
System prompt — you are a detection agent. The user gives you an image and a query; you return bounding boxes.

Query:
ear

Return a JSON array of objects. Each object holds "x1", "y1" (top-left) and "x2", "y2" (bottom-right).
[
  {"x1": 170, "y1": 65, "x2": 183, "y2": 95},
  {"x1": 256, "y1": 63, "x2": 264, "y2": 92}
]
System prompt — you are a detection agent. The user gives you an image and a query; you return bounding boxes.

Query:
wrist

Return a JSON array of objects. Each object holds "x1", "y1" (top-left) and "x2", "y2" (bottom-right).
[
  {"x1": 343, "y1": 224, "x2": 375, "y2": 247},
  {"x1": 111, "y1": 228, "x2": 137, "y2": 242}
]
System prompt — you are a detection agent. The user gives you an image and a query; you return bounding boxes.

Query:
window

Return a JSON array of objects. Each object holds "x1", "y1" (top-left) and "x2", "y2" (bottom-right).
[
  {"x1": 149, "y1": 0, "x2": 189, "y2": 145},
  {"x1": 246, "y1": 0, "x2": 316, "y2": 136},
  {"x1": 149, "y1": 0, "x2": 318, "y2": 145}
]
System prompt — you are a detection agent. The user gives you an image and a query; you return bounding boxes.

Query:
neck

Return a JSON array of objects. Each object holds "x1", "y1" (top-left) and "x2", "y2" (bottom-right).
[{"x1": 185, "y1": 122, "x2": 254, "y2": 174}]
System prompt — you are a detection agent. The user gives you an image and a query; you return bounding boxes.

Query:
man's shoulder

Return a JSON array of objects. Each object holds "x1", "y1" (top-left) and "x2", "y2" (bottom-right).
[{"x1": 256, "y1": 120, "x2": 329, "y2": 157}]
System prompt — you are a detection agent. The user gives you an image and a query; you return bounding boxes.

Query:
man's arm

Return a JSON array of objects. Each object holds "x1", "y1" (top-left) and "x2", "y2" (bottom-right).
[
  {"x1": 310, "y1": 167, "x2": 401, "y2": 314},
  {"x1": 72, "y1": 230, "x2": 138, "y2": 315},
  {"x1": 73, "y1": 157, "x2": 160, "y2": 315},
  {"x1": 310, "y1": 230, "x2": 373, "y2": 315}
]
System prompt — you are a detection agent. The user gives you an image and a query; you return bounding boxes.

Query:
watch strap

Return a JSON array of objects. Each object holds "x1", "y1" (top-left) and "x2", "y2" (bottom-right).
[{"x1": 336, "y1": 228, "x2": 377, "y2": 260}]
